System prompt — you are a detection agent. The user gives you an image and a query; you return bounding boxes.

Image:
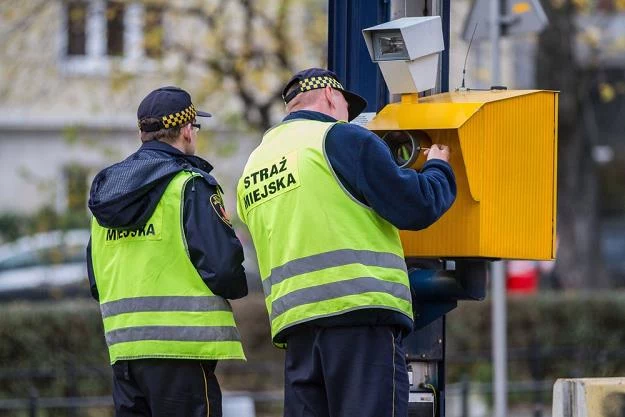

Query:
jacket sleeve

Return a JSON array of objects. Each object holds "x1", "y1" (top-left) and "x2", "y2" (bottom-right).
[
  {"x1": 86, "y1": 238, "x2": 99, "y2": 301},
  {"x1": 325, "y1": 123, "x2": 457, "y2": 231},
  {"x1": 183, "y1": 177, "x2": 248, "y2": 300}
]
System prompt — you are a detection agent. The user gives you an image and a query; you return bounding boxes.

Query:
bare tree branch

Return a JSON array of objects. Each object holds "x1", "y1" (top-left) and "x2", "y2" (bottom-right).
[
  {"x1": 165, "y1": 0, "x2": 324, "y2": 131},
  {"x1": 0, "y1": 0, "x2": 48, "y2": 48}
]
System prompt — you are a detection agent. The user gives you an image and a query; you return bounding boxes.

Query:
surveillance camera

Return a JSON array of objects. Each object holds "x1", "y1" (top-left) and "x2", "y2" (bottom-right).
[{"x1": 363, "y1": 17, "x2": 445, "y2": 94}]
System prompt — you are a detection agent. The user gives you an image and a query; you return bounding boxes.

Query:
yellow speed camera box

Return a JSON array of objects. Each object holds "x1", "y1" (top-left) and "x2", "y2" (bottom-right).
[{"x1": 367, "y1": 90, "x2": 558, "y2": 260}]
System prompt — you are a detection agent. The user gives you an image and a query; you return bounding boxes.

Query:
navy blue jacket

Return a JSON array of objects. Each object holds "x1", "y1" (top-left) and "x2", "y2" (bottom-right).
[
  {"x1": 275, "y1": 111, "x2": 456, "y2": 339},
  {"x1": 87, "y1": 140, "x2": 247, "y2": 301},
  {"x1": 288, "y1": 110, "x2": 457, "y2": 229}
]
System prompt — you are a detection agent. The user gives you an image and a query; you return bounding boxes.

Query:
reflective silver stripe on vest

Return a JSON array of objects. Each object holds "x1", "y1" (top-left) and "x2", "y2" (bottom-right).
[
  {"x1": 105, "y1": 325, "x2": 241, "y2": 346},
  {"x1": 100, "y1": 296, "x2": 231, "y2": 319},
  {"x1": 262, "y1": 249, "x2": 407, "y2": 295},
  {"x1": 270, "y1": 276, "x2": 411, "y2": 321}
]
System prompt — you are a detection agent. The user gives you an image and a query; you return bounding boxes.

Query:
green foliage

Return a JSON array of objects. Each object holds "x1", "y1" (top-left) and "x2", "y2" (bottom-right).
[
  {"x1": 0, "y1": 295, "x2": 282, "y2": 403},
  {"x1": 0, "y1": 212, "x2": 25, "y2": 243},
  {"x1": 447, "y1": 292, "x2": 625, "y2": 382},
  {"x1": 61, "y1": 125, "x2": 81, "y2": 145},
  {"x1": 2, "y1": 292, "x2": 625, "y2": 416},
  {"x1": 0, "y1": 208, "x2": 90, "y2": 243},
  {"x1": 0, "y1": 301, "x2": 109, "y2": 401}
]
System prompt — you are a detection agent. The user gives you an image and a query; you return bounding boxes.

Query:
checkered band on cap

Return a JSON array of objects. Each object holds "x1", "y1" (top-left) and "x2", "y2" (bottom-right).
[
  {"x1": 283, "y1": 75, "x2": 346, "y2": 104},
  {"x1": 161, "y1": 104, "x2": 197, "y2": 129},
  {"x1": 137, "y1": 104, "x2": 197, "y2": 130},
  {"x1": 299, "y1": 76, "x2": 344, "y2": 93}
]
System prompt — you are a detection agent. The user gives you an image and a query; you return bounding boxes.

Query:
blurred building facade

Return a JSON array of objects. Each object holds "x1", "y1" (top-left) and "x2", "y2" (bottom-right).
[
  {"x1": 1, "y1": 1, "x2": 173, "y2": 214},
  {"x1": 0, "y1": 0, "x2": 324, "y2": 217}
]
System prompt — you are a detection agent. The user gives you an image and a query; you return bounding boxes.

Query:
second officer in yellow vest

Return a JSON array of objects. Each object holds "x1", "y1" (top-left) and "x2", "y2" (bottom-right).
[
  {"x1": 237, "y1": 69, "x2": 456, "y2": 417},
  {"x1": 88, "y1": 86, "x2": 247, "y2": 417}
]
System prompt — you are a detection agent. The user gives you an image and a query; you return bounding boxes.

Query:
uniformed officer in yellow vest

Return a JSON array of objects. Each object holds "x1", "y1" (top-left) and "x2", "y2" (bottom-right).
[
  {"x1": 236, "y1": 68, "x2": 456, "y2": 417},
  {"x1": 87, "y1": 86, "x2": 247, "y2": 417}
]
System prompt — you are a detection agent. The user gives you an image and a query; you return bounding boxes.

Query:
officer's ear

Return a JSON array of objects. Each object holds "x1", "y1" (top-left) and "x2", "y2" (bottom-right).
[
  {"x1": 325, "y1": 86, "x2": 345, "y2": 115},
  {"x1": 181, "y1": 123, "x2": 193, "y2": 143},
  {"x1": 323, "y1": 86, "x2": 335, "y2": 107}
]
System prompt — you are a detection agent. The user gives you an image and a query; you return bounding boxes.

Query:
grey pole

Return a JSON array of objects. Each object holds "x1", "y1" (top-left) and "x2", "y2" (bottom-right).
[
  {"x1": 491, "y1": 260, "x2": 507, "y2": 417},
  {"x1": 490, "y1": 0, "x2": 501, "y2": 84},
  {"x1": 490, "y1": 0, "x2": 506, "y2": 415},
  {"x1": 489, "y1": 0, "x2": 509, "y2": 413}
]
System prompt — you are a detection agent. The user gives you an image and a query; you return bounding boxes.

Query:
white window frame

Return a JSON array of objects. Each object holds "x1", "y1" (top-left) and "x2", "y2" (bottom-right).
[
  {"x1": 56, "y1": 163, "x2": 90, "y2": 214},
  {"x1": 59, "y1": 0, "x2": 160, "y2": 75}
]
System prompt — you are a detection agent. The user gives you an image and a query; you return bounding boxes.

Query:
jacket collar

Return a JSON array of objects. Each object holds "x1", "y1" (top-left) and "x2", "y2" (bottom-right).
[{"x1": 283, "y1": 110, "x2": 338, "y2": 123}]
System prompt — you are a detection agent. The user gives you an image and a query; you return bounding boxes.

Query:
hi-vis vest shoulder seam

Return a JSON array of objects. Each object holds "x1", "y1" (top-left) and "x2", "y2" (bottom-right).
[
  {"x1": 92, "y1": 170, "x2": 245, "y2": 363},
  {"x1": 320, "y1": 121, "x2": 374, "y2": 211},
  {"x1": 236, "y1": 120, "x2": 413, "y2": 346}
]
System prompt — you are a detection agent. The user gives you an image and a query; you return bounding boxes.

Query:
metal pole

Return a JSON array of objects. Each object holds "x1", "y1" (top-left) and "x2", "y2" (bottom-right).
[
  {"x1": 66, "y1": 363, "x2": 77, "y2": 417},
  {"x1": 530, "y1": 341, "x2": 544, "y2": 417},
  {"x1": 490, "y1": 0, "x2": 506, "y2": 413},
  {"x1": 491, "y1": 260, "x2": 507, "y2": 417},
  {"x1": 490, "y1": 0, "x2": 501, "y2": 84},
  {"x1": 461, "y1": 374, "x2": 470, "y2": 417},
  {"x1": 29, "y1": 388, "x2": 38, "y2": 417},
  {"x1": 390, "y1": 0, "x2": 450, "y2": 93}
]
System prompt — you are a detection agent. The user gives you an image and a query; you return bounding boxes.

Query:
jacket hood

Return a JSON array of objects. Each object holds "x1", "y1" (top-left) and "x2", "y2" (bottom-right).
[{"x1": 88, "y1": 142, "x2": 213, "y2": 229}]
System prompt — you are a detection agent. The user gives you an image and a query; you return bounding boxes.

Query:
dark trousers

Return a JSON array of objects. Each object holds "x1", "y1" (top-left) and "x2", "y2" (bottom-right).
[
  {"x1": 112, "y1": 359, "x2": 222, "y2": 417},
  {"x1": 284, "y1": 325, "x2": 409, "y2": 417}
]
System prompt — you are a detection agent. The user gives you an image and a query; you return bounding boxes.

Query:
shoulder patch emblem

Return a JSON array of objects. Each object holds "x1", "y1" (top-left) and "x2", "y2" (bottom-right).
[{"x1": 210, "y1": 193, "x2": 233, "y2": 228}]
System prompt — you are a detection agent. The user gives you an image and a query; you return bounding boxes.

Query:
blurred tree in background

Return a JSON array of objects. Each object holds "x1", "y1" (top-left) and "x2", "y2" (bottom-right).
[
  {"x1": 0, "y1": 0, "x2": 327, "y2": 244},
  {"x1": 165, "y1": 0, "x2": 327, "y2": 132},
  {"x1": 537, "y1": 0, "x2": 625, "y2": 289},
  {"x1": 0, "y1": 0, "x2": 327, "y2": 133}
]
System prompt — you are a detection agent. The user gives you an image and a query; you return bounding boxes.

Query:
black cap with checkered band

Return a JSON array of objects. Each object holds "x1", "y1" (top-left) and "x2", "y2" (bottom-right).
[
  {"x1": 137, "y1": 86, "x2": 212, "y2": 132},
  {"x1": 281, "y1": 68, "x2": 367, "y2": 122}
]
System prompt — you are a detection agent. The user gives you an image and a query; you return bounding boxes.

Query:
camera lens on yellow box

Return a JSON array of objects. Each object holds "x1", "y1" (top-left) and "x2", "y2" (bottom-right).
[{"x1": 381, "y1": 130, "x2": 432, "y2": 169}]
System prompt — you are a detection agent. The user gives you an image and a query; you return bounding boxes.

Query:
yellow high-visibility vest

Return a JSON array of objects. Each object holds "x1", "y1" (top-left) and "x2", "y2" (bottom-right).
[
  {"x1": 237, "y1": 119, "x2": 413, "y2": 346},
  {"x1": 91, "y1": 171, "x2": 245, "y2": 364}
]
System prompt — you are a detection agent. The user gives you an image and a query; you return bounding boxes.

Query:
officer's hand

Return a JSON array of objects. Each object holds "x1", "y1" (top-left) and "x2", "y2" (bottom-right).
[{"x1": 425, "y1": 144, "x2": 450, "y2": 163}]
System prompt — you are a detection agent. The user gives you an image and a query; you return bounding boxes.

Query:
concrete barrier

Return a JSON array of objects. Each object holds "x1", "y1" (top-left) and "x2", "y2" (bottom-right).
[{"x1": 553, "y1": 378, "x2": 625, "y2": 417}]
